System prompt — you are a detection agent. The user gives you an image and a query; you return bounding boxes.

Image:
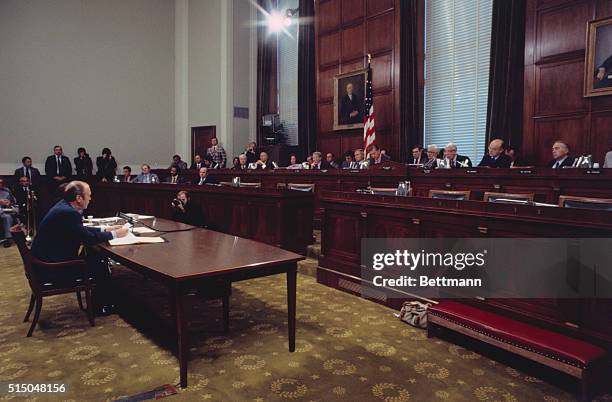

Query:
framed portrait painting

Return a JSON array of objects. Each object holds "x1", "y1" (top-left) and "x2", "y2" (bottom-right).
[
  {"x1": 333, "y1": 69, "x2": 367, "y2": 130},
  {"x1": 584, "y1": 16, "x2": 612, "y2": 97}
]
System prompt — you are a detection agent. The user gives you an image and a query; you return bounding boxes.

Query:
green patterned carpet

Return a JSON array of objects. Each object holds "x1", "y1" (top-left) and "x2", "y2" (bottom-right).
[{"x1": 0, "y1": 247, "x2": 607, "y2": 401}]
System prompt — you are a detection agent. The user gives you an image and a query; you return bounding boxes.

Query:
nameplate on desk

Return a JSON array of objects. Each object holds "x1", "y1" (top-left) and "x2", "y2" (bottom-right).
[
  {"x1": 382, "y1": 166, "x2": 392, "y2": 171},
  {"x1": 465, "y1": 169, "x2": 478, "y2": 174},
  {"x1": 585, "y1": 169, "x2": 602, "y2": 174},
  {"x1": 517, "y1": 169, "x2": 533, "y2": 174}
]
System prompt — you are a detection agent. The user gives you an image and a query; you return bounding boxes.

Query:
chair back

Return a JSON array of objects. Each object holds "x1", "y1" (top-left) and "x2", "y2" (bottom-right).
[
  {"x1": 429, "y1": 190, "x2": 471, "y2": 201},
  {"x1": 9, "y1": 225, "x2": 40, "y2": 291},
  {"x1": 484, "y1": 192, "x2": 534, "y2": 205},
  {"x1": 558, "y1": 195, "x2": 612, "y2": 211},
  {"x1": 286, "y1": 183, "x2": 315, "y2": 192}
]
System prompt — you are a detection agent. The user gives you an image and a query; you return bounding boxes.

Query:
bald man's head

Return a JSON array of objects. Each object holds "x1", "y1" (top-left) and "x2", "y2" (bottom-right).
[{"x1": 488, "y1": 139, "x2": 505, "y2": 157}]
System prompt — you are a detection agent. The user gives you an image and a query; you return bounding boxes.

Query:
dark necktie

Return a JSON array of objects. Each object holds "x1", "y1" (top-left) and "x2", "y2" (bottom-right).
[{"x1": 56, "y1": 156, "x2": 61, "y2": 175}]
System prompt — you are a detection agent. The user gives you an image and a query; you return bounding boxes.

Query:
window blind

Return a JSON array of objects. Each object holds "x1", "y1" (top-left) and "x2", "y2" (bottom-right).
[
  {"x1": 424, "y1": 0, "x2": 493, "y2": 163},
  {"x1": 277, "y1": 0, "x2": 299, "y2": 146}
]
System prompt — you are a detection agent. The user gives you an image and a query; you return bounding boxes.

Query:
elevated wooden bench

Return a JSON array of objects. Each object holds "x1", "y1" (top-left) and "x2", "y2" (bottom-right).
[{"x1": 427, "y1": 301, "x2": 608, "y2": 401}]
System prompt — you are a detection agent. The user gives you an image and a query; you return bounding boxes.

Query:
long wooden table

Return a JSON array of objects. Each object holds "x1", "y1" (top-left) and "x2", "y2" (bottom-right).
[
  {"x1": 87, "y1": 182, "x2": 314, "y2": 254},
  {"x1": 317, "y1": 190, "x2": 612, "y2": 351},
  {"x1": 95, "y1": 218, "x2": 303, "y2": 388}
]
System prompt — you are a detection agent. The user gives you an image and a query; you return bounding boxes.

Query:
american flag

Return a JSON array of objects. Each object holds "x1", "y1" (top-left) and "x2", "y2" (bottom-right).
[{"x1": 363, "y1": 57, "x2": 376, "y2": 152}]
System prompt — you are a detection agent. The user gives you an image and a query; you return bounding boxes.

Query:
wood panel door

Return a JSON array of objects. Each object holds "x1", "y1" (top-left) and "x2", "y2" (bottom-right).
[{"x1": 191, "y1": 126, "x2": 216, "y2": 162}]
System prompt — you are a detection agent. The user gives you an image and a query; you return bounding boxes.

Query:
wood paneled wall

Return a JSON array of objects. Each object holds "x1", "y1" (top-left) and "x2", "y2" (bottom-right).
[
  {"x1": 314, "y1": 0, "x2": 401, "y2": 159},
  {"x1": 524, "y1": 0, "x2": 612, "y2": 166}
]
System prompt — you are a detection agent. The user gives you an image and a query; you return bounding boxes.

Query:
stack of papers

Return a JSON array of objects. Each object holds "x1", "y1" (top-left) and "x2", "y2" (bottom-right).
[
  {"x1": 125, "y1": 213, "x2": 155, "y2": 220},
  {"x1": 109, "y1": 232, "x2": 165, "y2": 246}
]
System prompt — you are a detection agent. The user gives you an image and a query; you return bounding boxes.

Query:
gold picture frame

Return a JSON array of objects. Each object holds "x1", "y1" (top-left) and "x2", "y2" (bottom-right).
[
  {"x1": 333, "y1": 68, "x2": 367, "y2": 131},
  {"x1": 584, "y1": 16, "x2": 612, "y2": 97}
]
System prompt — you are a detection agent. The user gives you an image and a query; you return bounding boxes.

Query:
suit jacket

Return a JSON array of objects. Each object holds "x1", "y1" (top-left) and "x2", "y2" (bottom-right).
[
  {"x1": 311, "y1": 161, "x2": 333, "y2": 170},
  {"x1": 118, "y1": 175, "x2": 133, "y2": 183},
  {"x1": 367, "y1": 154, "x2": 391, "y2": 166},
  {"x1": 245, "y1": 150, "x2": 258, "y2": 164},
  {"x1": 74, "y1": 155, "x2": 93, "y2": 177},
  {"x1": 190, "y1": 162, "x2": 204, "y2": 170},
  {"x1": 340, "y1": 94, "x2": 363, "y2": 124},
  {"x1": 31, "y1": 199, "x2": 112, "y2": 262},
  {"x1": 478, "y1": 153, "x2": 511, "y2": 168},
  {"x1": 164, "y1": 175, "x2": 185, "y2": 184},
  {"x1": 547, "y1": 156, "x2": 575, "y2": 168},
  {"x1": 232, "y1": 164, "x2": 249, "y2": 171},
  {"x1": 445, "y1": 155, "x2": 472, "y2": 168},
  {"x1": 170, "y1": 161, "x2": 188, "y2": 171},
  {"x1": 133, "y1": 173, "x2": 160, "y2": 183},
  {"x1": 254, "y1": 161, "x2": 276, "y2": 170},
  {"x1": 193, "y1": 176, "x2": 219, "y2": 186},
  {"x1": 408, "y1": 154, "x2": 428, "y2": 165},
  {"x1": 45, "y1": 155, "x2": 72, "y2": 178},
  {"x1": 96, "y1": 156, "x2": 117, "y2": 181},
  {"x1": 13, "y1": 166, "x2": 41, "y2": 188}
]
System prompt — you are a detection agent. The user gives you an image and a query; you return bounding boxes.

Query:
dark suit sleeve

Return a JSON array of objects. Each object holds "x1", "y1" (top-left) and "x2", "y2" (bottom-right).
[
  {"x1": 466, "y1": 158, "x2": 473, "y2": 167},
  {"x1": 70, "y1": 213, "x2": 113, "y2": 245},
  {"x1": 44, "y1": 157, "x2": 54, "y2": 177},
  {"x1": 477, "y1": 155, "x2": 488, "y2": 167}
]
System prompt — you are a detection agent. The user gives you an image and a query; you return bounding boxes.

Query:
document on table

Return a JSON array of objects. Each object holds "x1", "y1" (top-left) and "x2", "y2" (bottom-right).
[
  {"x1": 108, "y1": 232, "x2": 164, "y2": 246},
  {"x1": 125, "y1": 213, "x2": 155, "y2": 220},
  {"x1": 132, "y1": 227, "x2": 156, "y2": 234}
]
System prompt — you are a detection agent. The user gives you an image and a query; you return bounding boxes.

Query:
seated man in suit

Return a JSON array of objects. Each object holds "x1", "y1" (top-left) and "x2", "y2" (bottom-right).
[
  {"x1": 253, "y1": 152, "x2": 277, "y2": 169},
  {"x1": 547, "y1": 141, "x2": 575, "y2": 168},
  {"x1": 353, "y1": 149, "x2": 367, "y2": 169},
  {"x1": 234, "y1": 154, "x2": 249, "y2": 170},
  {"x1": 478, "y1": 139, "x2": 511, "y2": 168},
  {"x1": 367, "y1": 145, "x2": 391, "y2": 165},
  {"x1": 443, "y1": 142, "x2": 472, "y2": 168},
  {"x1": 505, "y1": 146, "x2": 527, "y2": 167},
  {"x1": 326, "y1": 153, "x2": 339, "y2": 169},
  {"x1": 133, "y1": 164, "x2": 159, "y2": 183},
  {"x1": 164, "y1": 166, "x2": 183, "y2": 184},
  {"x1": 0, "y1": 179, "x2": 16, "y2": 248},
  {"x1": 190, "y1": 154, "x2": 204, "y2": 170},
  {"x1": 340, "y1": 151, "x2": 355, "y2": 168},
  {"x1": 31, "y1": 181, "x2": 128, "y2": 314},
  {"x1": 44, "y1": 145, "x2": 72, "y2": 188},
  {"x1": 423, "y1": 144, "x2": 439, "y2": 168},
  {"x1": 171, "y1": 191, "x2": 204, "y2": 227},
  {"x1": 310, "y1": 151, "x2": 332, "y2": 170},
  {"x1": 409, "y1": 145, "x2": 427, "y2": 165},
  {"x1": 203, "y1": 155, "x2": 219, "y2": 169},
  {"x1": 119, "y1": 166, "x2": 133, "y2": 182},
  {"x1": 193, "y1": 167, "x2": 219, "y2": 185},
  {"x1": 14, "y1": 156, "x2": 41, "y2": 189}
]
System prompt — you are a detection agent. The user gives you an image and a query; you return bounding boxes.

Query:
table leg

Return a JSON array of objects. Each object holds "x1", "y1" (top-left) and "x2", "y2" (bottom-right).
[
  {"x1": 173, "y1": 285, "x2": 190, "y2": 388},
  {"x1": 286, "y1": 264, "x2": 297, "y2": 352}
]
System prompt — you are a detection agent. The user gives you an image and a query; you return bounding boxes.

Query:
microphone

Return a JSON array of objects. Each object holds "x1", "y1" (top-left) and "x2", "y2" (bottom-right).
[{"x1": 117, "y1": 212, "x2": 136, "y2": 225}]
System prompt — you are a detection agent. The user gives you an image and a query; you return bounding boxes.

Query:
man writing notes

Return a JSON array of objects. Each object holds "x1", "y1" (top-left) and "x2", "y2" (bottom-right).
[
  {"x1": 340, "y1": 82, "x2": 363, "y2": 124},
  {"x1": 478, "y1": 139, "x2": 511, "y2": 168},
  {"x1": 31, "y1": 181, "x2": 128, "y2": 314},
  {"x1": 547, "y1": 141, "x2": 575, "y2": 168}
]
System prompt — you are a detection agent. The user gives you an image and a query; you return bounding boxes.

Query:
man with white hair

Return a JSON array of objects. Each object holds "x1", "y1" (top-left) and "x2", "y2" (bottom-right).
[
  {"x1": 443, "y1": 143, "x2": 472, "y2": 168},
  {"x1": 423, "y1": 145, "x2": 439, "y2": 168},
  {"x1": 547, "y1": 141, "x2": 574, "y2": 168}
]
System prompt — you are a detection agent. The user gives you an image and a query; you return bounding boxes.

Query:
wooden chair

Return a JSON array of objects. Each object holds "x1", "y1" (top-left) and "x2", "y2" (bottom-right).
[
  {"x1": 484, "y1": 192, "x2": 534, "y2": 205},
  {"x1": 429, "y1": 190, "x2": 471, "y2": 201},
  {"x1": 369, "y1": 187, "x2": 399, "y2": 196},
  {"x1": 10, "y1": 226, "x2": 95, "y2": 336},
  {"x1": 558, "y1": 195, "x2": 612, "y2": 211}
]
